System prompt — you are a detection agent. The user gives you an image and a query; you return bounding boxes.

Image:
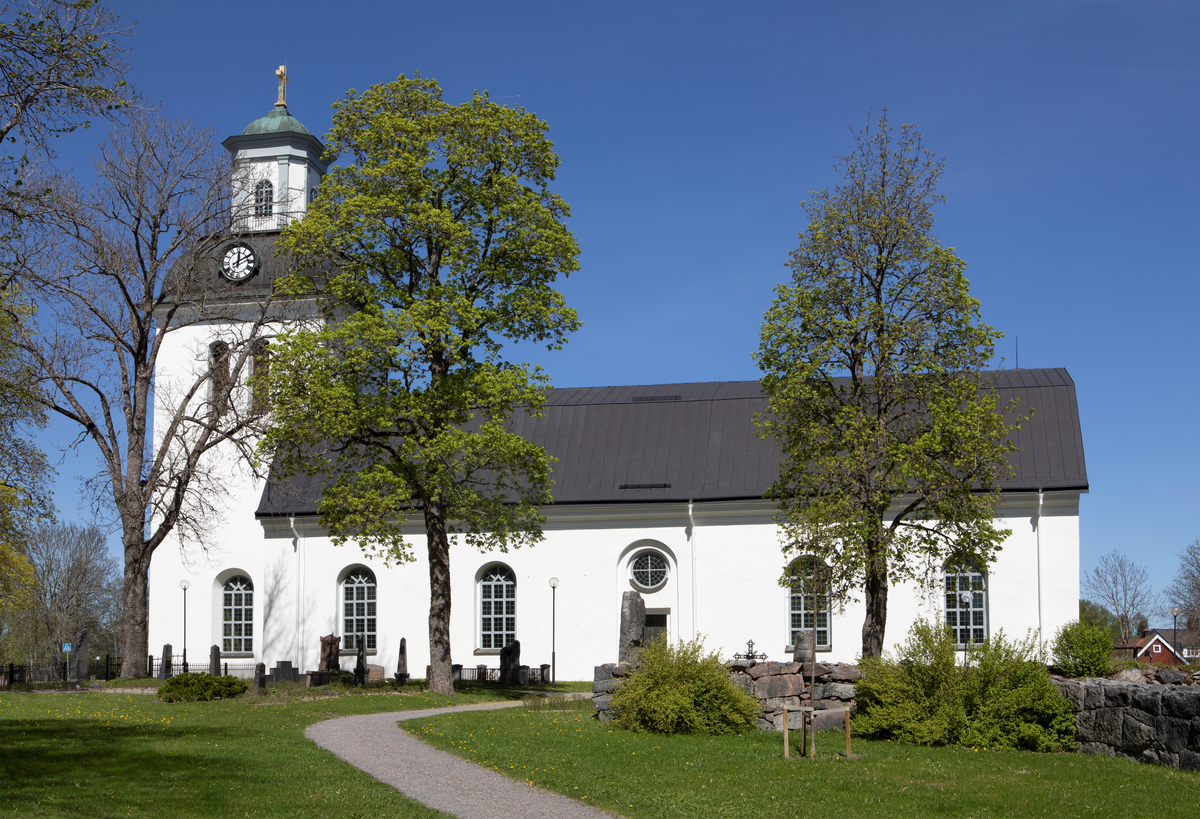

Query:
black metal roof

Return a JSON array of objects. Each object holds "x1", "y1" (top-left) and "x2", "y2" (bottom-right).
[{"x1": 256, "y1": 367, "x2": 1087, "y2": 518}]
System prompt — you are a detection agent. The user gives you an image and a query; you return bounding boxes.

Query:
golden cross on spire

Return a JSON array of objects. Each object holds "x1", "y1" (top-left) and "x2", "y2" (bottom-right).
[{"x1": 275, "y1": 65, "x2": 288, "y2": 106}]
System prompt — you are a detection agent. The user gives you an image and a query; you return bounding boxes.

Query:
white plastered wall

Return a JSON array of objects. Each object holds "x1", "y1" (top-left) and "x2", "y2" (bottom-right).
[{"x1": 149, "y1": 491, "x2": 1080, "y2": 680}]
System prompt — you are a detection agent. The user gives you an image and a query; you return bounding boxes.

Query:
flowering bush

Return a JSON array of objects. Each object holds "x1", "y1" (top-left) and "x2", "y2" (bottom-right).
[
  {"x1": 853, "y1": 617, "x2": 1076, "y2": 752},
  {"x1": 1052, "y1": 620, "x2": 1114, "y2": 678},
  {"x1": 609, "y1": 635, "x2": 758, "y2": 735}
]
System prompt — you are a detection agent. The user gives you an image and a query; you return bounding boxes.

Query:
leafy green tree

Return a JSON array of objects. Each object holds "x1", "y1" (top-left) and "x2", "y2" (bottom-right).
[
  {"x1": 0, "y1": 289, "x2": 50, "y2": 551},
  {"x1": 1078, "y1": 598, "x2": 1120, "y2": 641},
  {"x1": 264, "y1": 74, "x2": 580, "y2": 695},
  {"x1": 0, "y1": 0, "x2": 131, "y2": 236},
  {"x1": 756, "y1": 112, "x2": 1017, "y2": 659}
]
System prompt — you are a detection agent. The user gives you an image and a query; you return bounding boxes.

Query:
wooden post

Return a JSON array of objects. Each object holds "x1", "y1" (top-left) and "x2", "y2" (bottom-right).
[
  {"x1": 783, "y1": 706, "x2": 789, "y2": 758},
  {"x1": 844, "y1": 709, "x2": 852, "y2": 756},
  {"x1": 809, "y1": 710, "x2": 816, "y2": 757}
]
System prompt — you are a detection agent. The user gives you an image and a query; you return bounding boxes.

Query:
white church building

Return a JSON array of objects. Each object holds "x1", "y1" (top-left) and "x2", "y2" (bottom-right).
[{"x1": 146, "y1": 92, "x2": 1088, "y2": 682}]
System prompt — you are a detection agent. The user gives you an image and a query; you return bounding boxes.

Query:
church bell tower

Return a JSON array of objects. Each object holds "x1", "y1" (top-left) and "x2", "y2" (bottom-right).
[{"x1": 221, "y1": 66, "x2": 328, "y2": 232}]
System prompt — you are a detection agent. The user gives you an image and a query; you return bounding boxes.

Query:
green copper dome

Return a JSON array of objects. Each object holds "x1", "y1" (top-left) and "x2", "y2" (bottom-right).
[{"x1": 241, "y1": 104, "x2": 313, "y2": 137}]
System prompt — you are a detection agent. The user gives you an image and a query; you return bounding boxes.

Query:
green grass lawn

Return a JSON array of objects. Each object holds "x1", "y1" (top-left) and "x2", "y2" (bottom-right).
[
  {"x1": 0, "y1": 687, "x2": 520, "y2": 818},
  {"x1": 406, "y1": 707, "x2": 1200, "y2": 819}
]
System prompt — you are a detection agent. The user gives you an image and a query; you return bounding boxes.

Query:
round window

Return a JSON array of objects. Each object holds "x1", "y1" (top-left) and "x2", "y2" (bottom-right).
[{"x1": 631, "y1": 551, "x2": 669, "y2": 591}]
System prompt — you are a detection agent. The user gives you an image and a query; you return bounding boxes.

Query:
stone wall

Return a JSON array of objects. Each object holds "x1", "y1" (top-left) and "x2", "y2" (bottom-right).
[
  {"x1": 730, "y1": 660, "x2": 859, "y2": 731},
  {"x1": 1054, "y1": 679, "x2": 1200, "y2": 770},
  {"x1": 592, "y1": 659, "x2": 860, "y2": 731}
]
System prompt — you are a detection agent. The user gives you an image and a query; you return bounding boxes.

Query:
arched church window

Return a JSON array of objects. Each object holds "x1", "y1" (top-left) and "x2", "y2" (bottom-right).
[
  {"x1": 479, "y1": 565, "x2": 515, "y2": 649},
  {"x1": 250, "y1": 339, "x2": 269, "y2": 415},
  {"x1": 789, "y1": 555, "x2": 831, "y2": 651},
  {"x1": 222, "y1": 576, "x2": 254, "y2": 653},
  {"x1": 254, "y1": 179, "x2": 273, "y2": 217},
  {"x1": 343, "y1": 569, "x2": 376, "y2": 651},
  {"x1": 210, "y1": 340, "x2": 230, "y2": 416},
  {"x1": 945, "y1": 564, "x2": 988, "y2": 647}
]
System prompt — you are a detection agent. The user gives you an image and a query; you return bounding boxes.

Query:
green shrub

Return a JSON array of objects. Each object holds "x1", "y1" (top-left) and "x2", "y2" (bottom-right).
[
  {"x1": 853, "y1": 617, "x2": 1076, "y2": 752},
  {"x1": 608, "y1": 635, "x2": 758, "y2": 735},
  {"x1": 158, "y1": 672, "x2": 249, "y2": 702},
  {"x1": 1052, "y1": 620, "x2": 1114, "y2": 678}
]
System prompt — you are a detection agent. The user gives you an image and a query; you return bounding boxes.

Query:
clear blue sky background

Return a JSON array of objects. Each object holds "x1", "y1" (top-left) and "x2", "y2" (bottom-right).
[{"x1": 36, "y1": 1, "x2": 1199, "y2": 616}]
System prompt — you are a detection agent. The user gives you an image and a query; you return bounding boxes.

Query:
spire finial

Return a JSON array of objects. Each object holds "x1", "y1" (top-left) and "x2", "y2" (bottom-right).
[{"x1": 275, "y1": 65, "x2": 288, "y2": 106}]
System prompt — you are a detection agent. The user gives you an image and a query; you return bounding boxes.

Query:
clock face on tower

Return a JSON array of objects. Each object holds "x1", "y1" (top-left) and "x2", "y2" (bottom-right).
[{"x1": 220, "y1": 243, "x2": 259, "y2": 282}]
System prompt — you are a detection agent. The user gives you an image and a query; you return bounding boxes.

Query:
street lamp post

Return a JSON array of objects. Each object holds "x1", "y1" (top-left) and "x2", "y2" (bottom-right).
[
  {"x1": 1171, "y1": 605, "x2": 1182, "y2": 665},
  {"x1": 549, "y1": 577, "x2": 559, "y2": 690},
  {"x1": 179, "y1": 579, "x2": 190, "y2": 673}
]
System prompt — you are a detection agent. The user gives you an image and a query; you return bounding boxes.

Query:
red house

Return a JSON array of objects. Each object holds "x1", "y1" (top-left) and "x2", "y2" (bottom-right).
[{"x1": 1125, "y1": 630, "x2": 1187, "y2": 666}]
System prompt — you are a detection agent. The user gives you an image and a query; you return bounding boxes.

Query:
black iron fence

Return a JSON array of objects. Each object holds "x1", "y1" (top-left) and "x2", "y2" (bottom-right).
[{"x1": 426, "y1": 663, "x2": 551, "y2": 685}]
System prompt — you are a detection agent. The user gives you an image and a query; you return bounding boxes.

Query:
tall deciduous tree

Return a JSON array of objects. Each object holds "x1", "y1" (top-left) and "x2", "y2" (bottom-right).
[
  {"x1": 756, "y1": 112, "x2": 1017, "y2": 659},
  {"x1": 264, "y1": 75, "x2": 580, "y2": 695},
  {"x1": 3, "y1": 117, "x2": 276, "y2": 677},
  {"x1": 1082, "y1": 550, "x2": 1160, "y2": 644},
  {"x1": 0, "y1": 0, "x2": 132, "y2": 234},
  {"x1": 1165, "y1": 539, "x2": 1200, "y2": 631}
]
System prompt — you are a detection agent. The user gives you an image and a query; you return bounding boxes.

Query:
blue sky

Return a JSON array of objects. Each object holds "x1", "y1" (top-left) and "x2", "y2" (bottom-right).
[{"x1": 36, "y1": 1, "x2": 1199, "y2": 613}]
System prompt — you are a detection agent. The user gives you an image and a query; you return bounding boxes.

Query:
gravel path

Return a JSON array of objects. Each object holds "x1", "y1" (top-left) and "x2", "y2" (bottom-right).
[{"x1": 306, "y1": 701, "x2": 621, "y2": 819}]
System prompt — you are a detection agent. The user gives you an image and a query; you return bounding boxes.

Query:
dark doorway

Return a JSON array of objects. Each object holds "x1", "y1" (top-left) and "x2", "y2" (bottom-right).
[{"x1": 645, "y1": 613, "x2": 668, "y2": 644}]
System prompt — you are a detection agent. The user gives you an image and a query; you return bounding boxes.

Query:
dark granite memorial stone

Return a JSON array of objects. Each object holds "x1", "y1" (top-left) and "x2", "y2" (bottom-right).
[
  {"x1": 209, "y1": 645, "x2": 221, "y2": 677},
  {"x1": 395, "y1": 637, "x2": 409, "y2": 685},
  {"x1": 158, "y1": 644, "x2": 173, "y2": 680},
  {"x1": 354, "y1": 638, "x2": 367, "y2": 687},
  {"x1": 499, "y1": 640, "x2": 522, "y2": 683},
  {"x1": 253, "y1": 662, "x2": 266, "y2": 690},
  {"x1": 269, "y1": 661, "x2": 300, "y2": 683}
]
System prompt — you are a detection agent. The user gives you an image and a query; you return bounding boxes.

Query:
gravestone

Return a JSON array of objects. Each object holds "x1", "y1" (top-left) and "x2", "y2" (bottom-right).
[
  {"x1": 354, "y1": 639, "x2": 367, "y2": 687},
  {"x1": 208, "y1": 645, "x2": 221, "y2": 677},
  {"x1": 253, "y1": 662, "x2": 266, "y2": 689},
  {"x1": 74, "y1": 629, "x2": 89, "y2": 682},
  {"x1": 499, "y1": 640, "x2": 522, "y2": 683},
  {"x1": 619, "y1": 591, "x2": 646, "y2": 664},
  {"x1": 158, "y1": 644, "x2": 173, "y2": 680},
  {"x1": 269, "y1": 661, "x2": 300, "y2": 683},
  {"x1": 395, "y1": 637, "x2": 409, "y2": 685},
  {"x1": 319, "y1": 634, "x2": 341, "y2": 671},
  {"x1": 793, "y1": 631, "x2": 814, "y2": 664}
]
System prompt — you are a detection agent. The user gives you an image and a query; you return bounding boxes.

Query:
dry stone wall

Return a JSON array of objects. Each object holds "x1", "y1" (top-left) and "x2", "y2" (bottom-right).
[
  {"x1": 592, "y1": 659, "x2": 860, "y2": 730},
  {"x1": 1054, "y1": 679, "x2": 1200, "y2": 770}
]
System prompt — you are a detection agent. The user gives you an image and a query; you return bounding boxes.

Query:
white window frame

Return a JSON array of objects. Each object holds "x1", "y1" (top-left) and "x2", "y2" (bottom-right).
[
  {"x1": 629, "y1": 550, "x2": 669, "y2": 592},
  {"x1": 478, "y1": 565, "x2": 516, "y2": 652},
  {"x1": 945, "y1": 565, "x2": 988, "y2": 647},
  {"x1": 342, "y1": 569, "x2": 377, "y2": 654},
  {"x1": 786, "y1": 556, "x2": 831, "y2": 653},
  {"x1": 254, "y1": 179, "x2": 273, "y2": 217},
  {"x1": 222, "y1": 575, "x2": 254, "y2": 655}
]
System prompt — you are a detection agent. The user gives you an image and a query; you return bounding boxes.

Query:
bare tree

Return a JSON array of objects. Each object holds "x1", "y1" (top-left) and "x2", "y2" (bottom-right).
[
  {"x1": 2, "y1": 115, "x2": 284, "y2": 677},
  {"x1": 4, "y1": 522, "x2": 119, "y2": 668},
  {"x1": 1082, "y1": 550, "x2": 1161, "y2": 644},
  {"x1": 1165, "y1": 538, "x2": 1200, "y2": 632}
]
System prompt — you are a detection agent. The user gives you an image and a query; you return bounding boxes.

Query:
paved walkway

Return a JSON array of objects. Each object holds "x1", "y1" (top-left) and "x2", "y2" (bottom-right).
[{"x1": 306, "y1": 701, "x2": 620, "y2": 819}]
